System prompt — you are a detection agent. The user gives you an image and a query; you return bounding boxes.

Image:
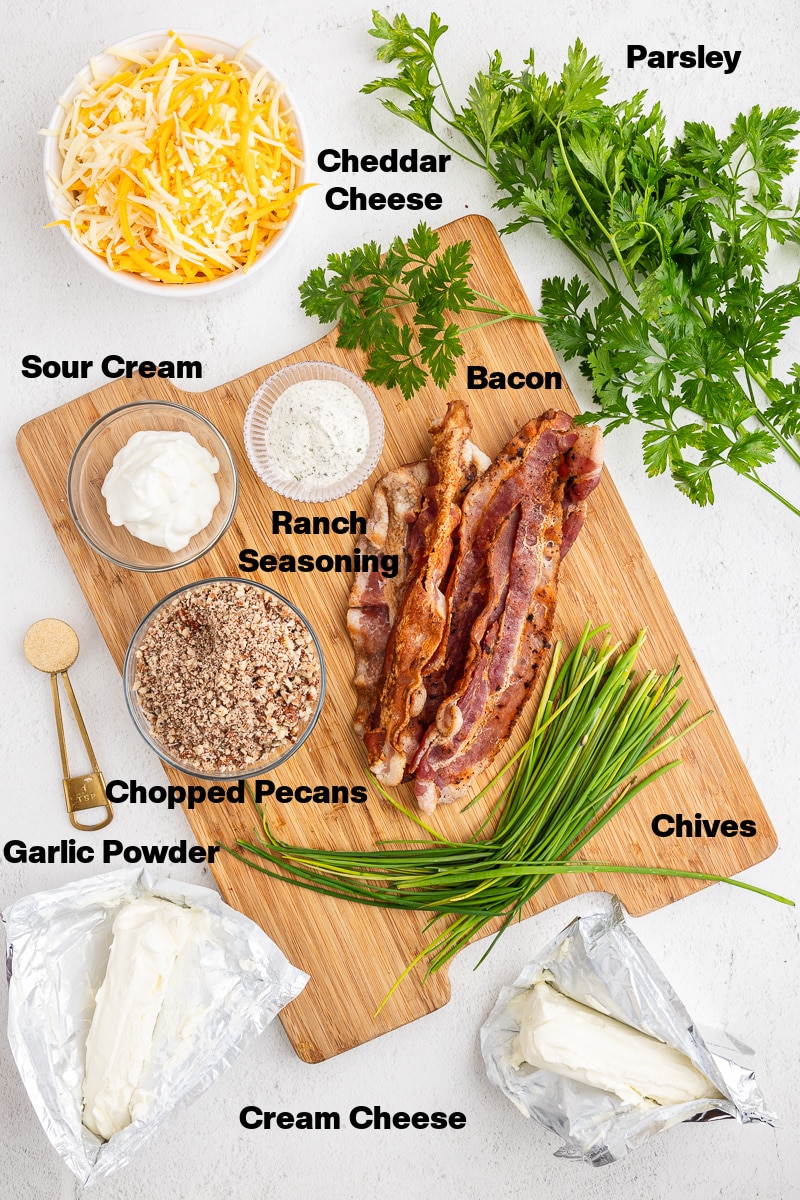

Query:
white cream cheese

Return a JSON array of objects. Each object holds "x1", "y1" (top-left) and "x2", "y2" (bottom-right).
[
  {"x1": 512, "y1": 981, "x2": 721, "y2": 1108},
  {"x1": 82, "y1": 897, "x2": 199, "y2": 1141},
  {"x1": 265, "y1": 379, "x2": 369, "y2": 483},
  {"x1": 101, "y1": 429, "x2": 220, "y2": 551}
]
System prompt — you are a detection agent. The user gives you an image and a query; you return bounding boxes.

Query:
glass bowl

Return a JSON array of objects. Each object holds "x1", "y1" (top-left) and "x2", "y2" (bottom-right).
[
  {"x1": 243, "y1": 361, "x2": 385, "y2": 502},
  {"x1": 42, "y1": 31, "x2": 307, "y2": 298},
  {"x1": 68, "y1": 400, "x2": 238, "y2": 571},
  {"x1": 123, "y1": 578, "x2": 326, "y2": 780}
]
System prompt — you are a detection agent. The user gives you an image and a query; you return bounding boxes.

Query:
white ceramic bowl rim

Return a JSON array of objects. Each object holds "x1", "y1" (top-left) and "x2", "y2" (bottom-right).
[
  {"x1": 123, "y1": 576, "x2": 327, "y2": 779},
  {"x1": 43, "y1": 29, "x2": 307, "y2": 298}
]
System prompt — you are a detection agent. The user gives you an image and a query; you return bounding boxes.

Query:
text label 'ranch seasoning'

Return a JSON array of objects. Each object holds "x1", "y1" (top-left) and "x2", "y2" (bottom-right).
[{"x1": 264, "y1": 379, "x2": 370, "y2": 484}]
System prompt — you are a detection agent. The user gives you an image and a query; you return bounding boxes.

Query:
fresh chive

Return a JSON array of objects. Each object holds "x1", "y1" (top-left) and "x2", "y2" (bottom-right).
[{"x1": 227, "y1": 624, "x2": 793, "y2": 1000}]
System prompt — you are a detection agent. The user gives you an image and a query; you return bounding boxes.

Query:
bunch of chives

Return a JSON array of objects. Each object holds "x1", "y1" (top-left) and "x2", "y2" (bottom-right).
[{"x1": 229, "y1": 624, "x2": 792, "y2": 1004}]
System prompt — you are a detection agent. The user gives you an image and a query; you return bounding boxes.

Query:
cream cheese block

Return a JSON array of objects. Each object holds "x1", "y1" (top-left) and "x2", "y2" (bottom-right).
[
  {"x1": 513, "y1": 981, "x2": 722, "y2": 1108},
  {"x1": 82, "y1": 897, "x2": 198, "y2": 1140}
]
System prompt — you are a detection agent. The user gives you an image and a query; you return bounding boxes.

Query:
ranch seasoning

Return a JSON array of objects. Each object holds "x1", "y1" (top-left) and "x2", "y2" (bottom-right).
[{"x1": 265, "y1": 379, "x2": 369, "y2": 483}]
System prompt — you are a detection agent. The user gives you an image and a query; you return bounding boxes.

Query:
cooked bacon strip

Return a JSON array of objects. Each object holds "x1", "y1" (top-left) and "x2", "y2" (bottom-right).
[
  {"x1": 411, "y1": 413, "x2": 596, "y2": 812},
  {"x1": 419, "y1": 412, "x2": 577, "y2": 732},
  {"x1": 346, "y1": 461, "x2": 429, "y2": 736},
  {"x1": 365, "y1": 399, "x2": 478, "y2": 785},
  {"x1": 561, "y1": 425, "x2": 604, "y2": 557}
]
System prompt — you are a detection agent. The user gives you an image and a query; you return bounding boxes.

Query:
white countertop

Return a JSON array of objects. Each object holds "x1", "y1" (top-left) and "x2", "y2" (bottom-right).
[{"x1": 2, "y1": 1, "x2": 799, "y2": 1197}]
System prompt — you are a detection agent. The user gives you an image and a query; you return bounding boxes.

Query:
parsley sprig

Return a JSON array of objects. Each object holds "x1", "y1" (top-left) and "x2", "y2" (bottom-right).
[
  {"x1": 364, "y1": 13, "x2": 800, "y2": 515},
  {"x1": 299, "y1": 222, "x2": 539, "y2": 400}
]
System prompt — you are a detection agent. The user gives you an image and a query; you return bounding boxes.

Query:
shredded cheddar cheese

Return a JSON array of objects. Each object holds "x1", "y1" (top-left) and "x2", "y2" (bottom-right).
[{"x1": 45, "y1": 33, "x2": 306, "y2": 284}]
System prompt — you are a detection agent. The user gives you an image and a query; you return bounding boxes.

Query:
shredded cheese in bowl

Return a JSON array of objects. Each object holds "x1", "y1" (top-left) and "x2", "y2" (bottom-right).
[{"x1": 43, "y1": 31, "x2": 307, "y2": 288}]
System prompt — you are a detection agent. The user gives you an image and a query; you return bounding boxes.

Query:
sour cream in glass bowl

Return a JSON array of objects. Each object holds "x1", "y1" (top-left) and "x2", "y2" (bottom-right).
[{"x1": 67, "y1": 400, "x2": 238, "y2": 571}]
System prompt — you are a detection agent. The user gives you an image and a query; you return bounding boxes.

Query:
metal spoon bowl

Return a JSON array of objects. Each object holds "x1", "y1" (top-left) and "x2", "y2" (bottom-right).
[{"x1": 23, "y1": 620, "x2": 112, "y2": 831}]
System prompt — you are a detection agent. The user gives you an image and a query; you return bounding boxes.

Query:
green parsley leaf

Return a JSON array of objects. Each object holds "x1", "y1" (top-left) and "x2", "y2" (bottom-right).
[
  {"x1": 364, "y1": 15, "x2": 800, "y2": 518},
  {"x1": 299, "y1": 222, "x2": 539, "y2": 399}
]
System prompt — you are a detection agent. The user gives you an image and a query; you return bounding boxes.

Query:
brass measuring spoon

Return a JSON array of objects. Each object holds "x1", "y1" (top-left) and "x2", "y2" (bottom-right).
[{"x1": 23, "y1": 619, "x2": 113, "y2": 831}]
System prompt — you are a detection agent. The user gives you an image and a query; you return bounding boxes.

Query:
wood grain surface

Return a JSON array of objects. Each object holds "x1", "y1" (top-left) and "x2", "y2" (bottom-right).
[{"x1": 17, "y1": 215, "x2": 777, "y2": 1062}]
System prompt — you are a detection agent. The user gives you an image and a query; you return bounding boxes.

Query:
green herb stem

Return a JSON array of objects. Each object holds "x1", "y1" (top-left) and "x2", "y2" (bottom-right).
[
  {"x1": 299, "y1": 222, "x2": 546, "y2": 399},
  {"x1": 363, "y1": 16, "x2": 800, "y2": 515},
  {"x1": 552, "y1": 123, "x2": 636, "y2": 291},
  {"x1": 229, "y1": 627, "x2": 792, "y2": 1003},
  {"x1": 743, "y1": 471, "x2": 800, "y2": 519}
]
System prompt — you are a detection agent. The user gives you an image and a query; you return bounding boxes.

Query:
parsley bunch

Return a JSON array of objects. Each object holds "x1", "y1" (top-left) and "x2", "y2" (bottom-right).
[
  {"x1": 365, "y1": 13, "x2": 800, "y2": 515},
  {"x1": 299, "y1": 222, "x2": 538, "y2": 400}
]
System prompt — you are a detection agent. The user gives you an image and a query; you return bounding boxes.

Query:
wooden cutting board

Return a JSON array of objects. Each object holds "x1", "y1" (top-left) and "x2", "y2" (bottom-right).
[{"x1": 17, "y1": 215, "x2": 776, "y2": 1062}]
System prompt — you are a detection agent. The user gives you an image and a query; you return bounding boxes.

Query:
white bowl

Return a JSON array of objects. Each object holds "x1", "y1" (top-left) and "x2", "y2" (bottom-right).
[
  {"x1": 244, "y1": 361, "x2": 385, "y2": 502},
  {"x1": 42, "y1": 30, "x2": 307, "y2": 298}
]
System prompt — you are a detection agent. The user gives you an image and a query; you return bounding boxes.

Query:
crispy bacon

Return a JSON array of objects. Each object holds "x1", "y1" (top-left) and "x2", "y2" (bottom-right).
[
  {"x1": 411, "y1": 413, "x2": 590, "y2": 812},
  {"x1": 365, "y1": 399, "x2": 479, "y2": 785},
  {"x1": 349, "y1": 400, "x2": 603, "y2": 814},
  {"x1": 346, "y1": 461, "x2": 430, "y2": 736},
  {"x1": 561, "y1": 425, "x2": 604, "y2": 557},
  {"x1": 418, "y1": 412, "x2": 577, "y2": 733}
]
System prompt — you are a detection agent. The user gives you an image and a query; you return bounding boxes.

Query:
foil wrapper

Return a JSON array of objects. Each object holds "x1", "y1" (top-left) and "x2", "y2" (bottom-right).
[
  {"x1": 480, "y1": 896, "x2": 774, "y2": 1164},
  {"x1": 3, "y1": 868, "x2": 309, "y2": 1188}
]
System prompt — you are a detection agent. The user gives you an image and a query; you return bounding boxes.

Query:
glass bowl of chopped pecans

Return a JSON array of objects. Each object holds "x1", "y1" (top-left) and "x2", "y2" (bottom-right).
[{"x1": 123, "y1": 578, "x2": 325, "y2": 778}]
